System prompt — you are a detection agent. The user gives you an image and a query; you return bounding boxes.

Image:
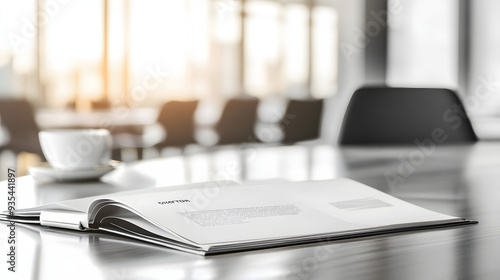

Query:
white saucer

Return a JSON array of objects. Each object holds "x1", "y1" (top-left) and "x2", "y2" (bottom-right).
[{"x1": 29, "y1": 163, "x2": 117, "y2": 182}]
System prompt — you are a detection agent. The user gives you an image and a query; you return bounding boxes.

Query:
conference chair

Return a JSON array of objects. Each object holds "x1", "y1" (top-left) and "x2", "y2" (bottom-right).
[
  {"x1": 281, "y1": 99, "x2": 324, "y2": 143},
  {"x1": 339, "y1": 87, "x2": 478, "y2": 145},
  {"x1": 155, "y1": 100, "x2": 199, "y2": 149},
  {"x1": 0, "y1": 99, "x2": 45, "y2": 159},
  {"x1": 215, "y1": 98, "x2": 259, "y2": 145},
  {"x1": 113, "y1": 100, "x2": 199, "y2": 160}
]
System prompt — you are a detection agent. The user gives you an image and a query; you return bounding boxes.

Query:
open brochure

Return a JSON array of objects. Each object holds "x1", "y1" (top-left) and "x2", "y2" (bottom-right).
[{"x1": 0, "y1": 178, "x2": 475, "y2": 255}]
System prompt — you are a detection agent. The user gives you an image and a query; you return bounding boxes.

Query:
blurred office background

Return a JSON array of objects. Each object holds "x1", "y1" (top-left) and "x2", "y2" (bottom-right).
[{"x1": 1, "y1": 0, "x2": 499, "y2": 177}]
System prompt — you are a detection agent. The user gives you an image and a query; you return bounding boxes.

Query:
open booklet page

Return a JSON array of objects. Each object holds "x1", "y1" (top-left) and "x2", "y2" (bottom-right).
[
  {"x1": 103, "y1": 178, "x2": 465, "y2": 246},
  {"x1": 1, "y1": 178, "x2": 472, "y2": 254}
]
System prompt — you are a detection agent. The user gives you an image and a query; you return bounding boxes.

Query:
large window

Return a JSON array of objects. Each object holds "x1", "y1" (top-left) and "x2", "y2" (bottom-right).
[
  {"x1": 0, "y1": 0, "x2": 339, "y2": 108},
  {"x1": 245, "y1": 1, "x2": 338, "y2": 98},
  {"x1": 0, "y1": 0, "x2": 37, "y2": 100},
  {"x1": 387, "y1": 0, "x2": 458, "y2": 88},
  {"x1": 43, "y1": 0, "x2": 104, "y2": 108}
]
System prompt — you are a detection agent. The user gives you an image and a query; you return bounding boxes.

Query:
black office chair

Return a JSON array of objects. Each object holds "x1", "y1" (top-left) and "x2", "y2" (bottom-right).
[
  {"x1": 111, "y1": 100, "x2": 199, "y2": 160},
  {"x1": 215, "y1": 98, "x2": 259, "y2": 145},
  {"x1": 339, "y1": 87, "x2": 478, "y2": 145},
  {"x1": 155, "y1": 100, "x2": 199, "y2": 149},
  {"x1": 281, "y1": 99, "x2": 324, "y2": 143},
  {"x1": 0, "y1": 99, "x2": 45, "y2": 159}
]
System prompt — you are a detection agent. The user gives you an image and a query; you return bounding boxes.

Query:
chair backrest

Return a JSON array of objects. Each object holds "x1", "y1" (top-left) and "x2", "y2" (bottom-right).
[
  {"x1": 215, "y1": 98, "x2": 259, "y2": 145},
  {"x1": 0, "y1": 99, "x2": 44, "y2": 156},
  {"x1": 281, "y1": 99, "x2": 324, "y2": 143},
  {"x1": 339, "y1": 87, "x2": 478, "y2": 145},
  {"x1": 156, "y1": 100, "x2": 199, "y2": 147}
]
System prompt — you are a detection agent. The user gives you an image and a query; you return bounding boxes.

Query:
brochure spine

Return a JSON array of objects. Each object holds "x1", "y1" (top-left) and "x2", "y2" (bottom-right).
[{"x1": 40, "y1": 210, "x2": 87, "y2": 230}]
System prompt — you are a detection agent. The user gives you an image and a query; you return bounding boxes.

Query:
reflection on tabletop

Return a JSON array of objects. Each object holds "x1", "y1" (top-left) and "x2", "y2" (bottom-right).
[{"x1": 10, "y1": 142, "x2": 500, "y2": 208}]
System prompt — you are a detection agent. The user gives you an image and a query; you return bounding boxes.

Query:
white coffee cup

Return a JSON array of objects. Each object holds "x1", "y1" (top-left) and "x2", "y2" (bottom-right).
[{"x1": 39, "y1": 129, "x2": 112, "y2": 170}]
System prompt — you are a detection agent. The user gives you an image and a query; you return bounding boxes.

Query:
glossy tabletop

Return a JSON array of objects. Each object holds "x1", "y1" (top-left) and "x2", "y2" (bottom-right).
[{"x1": 1, "y1": 142, "x2": 500, "y2": 280}]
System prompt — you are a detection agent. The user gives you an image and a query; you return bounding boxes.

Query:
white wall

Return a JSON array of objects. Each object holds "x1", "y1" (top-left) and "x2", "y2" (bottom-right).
[{"x1": 469, "y1": 0, "x2": 500, "y2": 117}]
